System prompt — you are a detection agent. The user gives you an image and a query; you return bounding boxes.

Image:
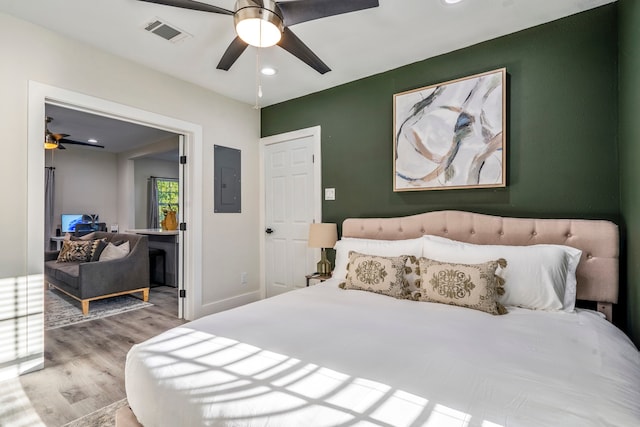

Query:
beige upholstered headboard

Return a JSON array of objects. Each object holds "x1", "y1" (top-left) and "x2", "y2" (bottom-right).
[{"x1": 342, "y1": 210, "x2": 619, "y2": 321}]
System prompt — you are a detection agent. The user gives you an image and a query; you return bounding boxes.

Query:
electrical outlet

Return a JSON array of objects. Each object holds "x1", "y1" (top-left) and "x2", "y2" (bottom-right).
[
  {"x1": 241, "y1": 272, "x2": 248, "y2": 285},
  {"x1": 325, "y1": 188, "x2": 336, "y2": 200}
]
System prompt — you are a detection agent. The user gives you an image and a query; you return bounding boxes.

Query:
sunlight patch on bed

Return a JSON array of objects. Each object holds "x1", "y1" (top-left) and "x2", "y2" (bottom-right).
[{"x1": 132, "y1": 328, "x2": 505, "y2": 426}]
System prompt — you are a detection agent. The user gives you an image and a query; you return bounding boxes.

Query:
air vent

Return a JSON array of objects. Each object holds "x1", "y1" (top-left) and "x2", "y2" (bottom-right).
[{"x1": 143, "y1": 18, "x2": 191, "y2": 43}]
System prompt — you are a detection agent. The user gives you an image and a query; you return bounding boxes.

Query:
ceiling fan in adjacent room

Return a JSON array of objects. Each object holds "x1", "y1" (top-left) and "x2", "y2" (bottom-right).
[
  {"x1": 137, "y1": 0, "x2": 380, "y2": 74},
  {"x1": 44, "y1": 116, "x2": 105, "y2": 150}
]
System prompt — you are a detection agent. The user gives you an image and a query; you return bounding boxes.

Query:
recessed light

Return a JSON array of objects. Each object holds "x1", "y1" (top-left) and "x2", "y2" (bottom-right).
[
  {"x1": 443, "y1": 0, "x2": 463, "y2": 4},
  {"x1": 88, "y1": 138, "x2": 98, "y2": 143},
  {"x1": 260, "y1": 67, "x2": 277, "y2": 76}
]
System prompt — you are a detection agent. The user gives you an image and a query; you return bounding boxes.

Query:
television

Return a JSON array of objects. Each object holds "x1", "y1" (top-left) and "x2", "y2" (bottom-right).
[{"x1": 61, "y1": 214, "x2": 98, "y2": 233}]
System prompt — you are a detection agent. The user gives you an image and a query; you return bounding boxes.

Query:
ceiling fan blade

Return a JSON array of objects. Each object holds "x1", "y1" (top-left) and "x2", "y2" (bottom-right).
[
  {"x1": 216, "y1": 37, "x2": 249, "y2": 71},
  {"x1": 136, "y1": 0, "x2": 233, "y2": 15},
  {"x1": 52, "y1": 133, "x2": 70, "y2": 140},
  {"x1": 278, "y1": 27, "x2": 330, "y2": 74},
  {"x1": 57, "y1": 143, "x2": 66, "y2": 150},
  {"x1": 59, "y1": 138, "x2": 105, "y2": 149},
  {"x1": 278, "y1": 0, "x2": 379, "y2": 26}
]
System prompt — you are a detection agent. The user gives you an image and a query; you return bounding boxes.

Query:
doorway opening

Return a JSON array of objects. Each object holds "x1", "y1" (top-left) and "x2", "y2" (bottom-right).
[{"x1": 43, "y1": 102, "x2": 183, "y2": 320}]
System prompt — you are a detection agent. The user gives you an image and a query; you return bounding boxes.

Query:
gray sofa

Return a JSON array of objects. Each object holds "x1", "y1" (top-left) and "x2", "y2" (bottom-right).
[{"x1": 45, "y1": 232, "x2": 150, "y2": 314}]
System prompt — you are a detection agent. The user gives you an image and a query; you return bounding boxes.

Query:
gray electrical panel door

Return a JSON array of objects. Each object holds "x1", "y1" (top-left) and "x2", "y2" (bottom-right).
[{"x1": 214, "y1": 145, "x2": 241, "y2": 213}]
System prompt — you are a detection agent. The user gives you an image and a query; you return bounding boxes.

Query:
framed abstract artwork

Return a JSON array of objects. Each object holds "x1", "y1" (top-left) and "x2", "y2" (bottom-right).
[{"x1": 393, "y1": 68, "x2": 506, "y2": 191}]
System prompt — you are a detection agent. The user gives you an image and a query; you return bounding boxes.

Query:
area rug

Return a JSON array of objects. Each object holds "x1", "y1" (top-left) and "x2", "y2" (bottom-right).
[
  {"x1": 45, "y1": 288, "x2": 153, "y2": 330},
  {"x1": 62, "y1": 398, "x2": 129, "y2": 427}
]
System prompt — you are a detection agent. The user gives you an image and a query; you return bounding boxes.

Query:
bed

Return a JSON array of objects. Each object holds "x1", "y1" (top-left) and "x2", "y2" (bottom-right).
[{"x1": 124, "y1": 211, "x2": 640, "y2": 427}]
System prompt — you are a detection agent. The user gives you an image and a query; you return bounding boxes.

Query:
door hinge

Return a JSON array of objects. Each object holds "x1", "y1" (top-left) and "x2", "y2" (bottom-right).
[
  {"x1": 180, "y1": 155, "x2": 187, "y2": 164},
  {"x1": 179, "y1": 222, "x2": 187, "y2": 231},
  {"x1": 312, "y1": 154, "x2": 314, "y2": 163},
  {"x1": 179, "y1": 289, "x2": 186, "y2": 298}
]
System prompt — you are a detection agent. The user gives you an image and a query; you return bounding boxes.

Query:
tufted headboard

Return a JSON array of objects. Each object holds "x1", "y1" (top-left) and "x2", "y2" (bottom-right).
[{"x1": 342, "y1": 210, "x2": 619, "y2": 321}]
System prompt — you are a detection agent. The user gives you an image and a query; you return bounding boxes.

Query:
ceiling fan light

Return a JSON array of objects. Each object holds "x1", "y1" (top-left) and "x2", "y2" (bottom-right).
[
  {"x1": 44, "y1": 134, "x2": 58, "y2": 150},
  {"x1": 234, "y1": 2, "x2": 283, "y2": 48}
]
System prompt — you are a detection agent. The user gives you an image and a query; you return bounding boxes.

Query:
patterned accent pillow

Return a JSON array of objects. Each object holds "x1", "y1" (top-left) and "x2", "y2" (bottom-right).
[
  {"x1": 339, "y1": 251, "x2": 410, "y2": 299},
  {"x1": 414, "y1": 257, "x2": 508, "y2": 315},
  {"x1": 57, "y1": 240, "x2": 93, "y2": 262}
]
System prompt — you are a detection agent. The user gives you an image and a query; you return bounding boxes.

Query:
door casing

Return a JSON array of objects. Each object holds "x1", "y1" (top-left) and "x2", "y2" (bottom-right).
[{"x1": 27, "y1": 81, "x2": 203, "y2": 325}]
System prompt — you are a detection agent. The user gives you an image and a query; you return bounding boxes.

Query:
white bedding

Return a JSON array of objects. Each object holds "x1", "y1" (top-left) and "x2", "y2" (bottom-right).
[{"x1": 126, "y1": 279, "x2": 640, "y2": 426}]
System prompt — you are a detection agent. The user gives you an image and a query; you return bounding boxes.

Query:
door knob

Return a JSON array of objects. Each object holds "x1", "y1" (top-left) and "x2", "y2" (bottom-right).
[{"x1": 265, "y1": 228, "x2": 274, "y2": 234}]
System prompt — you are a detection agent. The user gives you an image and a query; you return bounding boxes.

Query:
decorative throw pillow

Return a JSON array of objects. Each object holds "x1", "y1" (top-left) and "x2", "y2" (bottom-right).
[
  {"x1": 57, "y1": 240, "x2": 93, "y2": 262},
  {"x1": 339, "y1": 251, "x2": 410, "y2": 299},
  {"x1": 89, "y1": 239, "x2": 108, "y2": 262},
  {"x1": 414, "y1": 257, "x2": 508, "y2": 315},
  {"x1": 99, "y1": 241, "x2": 130, "y2": 261}
]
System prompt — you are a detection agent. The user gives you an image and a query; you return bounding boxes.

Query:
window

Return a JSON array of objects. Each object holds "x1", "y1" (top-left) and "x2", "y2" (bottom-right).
[{"x1": 157, "y1": 178, "x2": 179, "y2": 215}]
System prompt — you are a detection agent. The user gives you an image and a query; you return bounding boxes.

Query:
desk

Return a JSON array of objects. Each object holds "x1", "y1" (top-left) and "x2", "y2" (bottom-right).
[
  {"x1": 127, "y1": 229, "x2": 179, "y2": 287},
  {"x1": 51, "y1": 235, "x2": 65, "y2": 251}
]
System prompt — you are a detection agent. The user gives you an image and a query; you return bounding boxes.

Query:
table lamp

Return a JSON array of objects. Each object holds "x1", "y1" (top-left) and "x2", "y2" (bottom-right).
[{"x1": 308, "y1": 223, "x2": 338, "y2": 275}]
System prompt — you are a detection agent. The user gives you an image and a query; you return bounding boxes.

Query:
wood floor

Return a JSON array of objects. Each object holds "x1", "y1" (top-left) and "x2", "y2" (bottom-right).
[{"x1": 15, "y1": 285, "x2": 185, "y2": 426}]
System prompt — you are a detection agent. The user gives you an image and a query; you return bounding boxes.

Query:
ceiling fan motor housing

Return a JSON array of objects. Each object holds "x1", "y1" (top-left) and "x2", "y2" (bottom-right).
[{"x1": 234, "y1": 0, "x2": 284, "y2": 47}]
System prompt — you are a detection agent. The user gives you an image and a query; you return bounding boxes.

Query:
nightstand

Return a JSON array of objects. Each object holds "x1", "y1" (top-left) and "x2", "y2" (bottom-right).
[{"x1": 305, "y1": 273, "x2": 332, "y2": 286}]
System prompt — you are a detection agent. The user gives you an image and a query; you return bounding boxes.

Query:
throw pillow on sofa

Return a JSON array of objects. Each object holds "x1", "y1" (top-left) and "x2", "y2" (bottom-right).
[
  {"x1": 57, "y1": 240, "x2": 93, "y2": 262},
  {"x1": 99, "y1": 241, "x2": 130, "y2": 261}
]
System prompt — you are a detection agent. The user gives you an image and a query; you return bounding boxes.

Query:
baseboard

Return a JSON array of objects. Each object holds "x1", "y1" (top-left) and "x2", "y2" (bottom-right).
[{"x1": 197, "y1": 290, "x2": 261, "y2": 318}]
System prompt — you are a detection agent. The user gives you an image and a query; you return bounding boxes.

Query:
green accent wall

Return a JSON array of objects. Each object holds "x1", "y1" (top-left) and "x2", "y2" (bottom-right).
[
  {"x1": 263, "y1": 5, "x2": 618, "y2": 222},
  {"x1": 618, "y1": 0, "x2": 640, "y2": 346},
  {"x1": 262, "y1": 5, "x2": 635, "y2": 341}
]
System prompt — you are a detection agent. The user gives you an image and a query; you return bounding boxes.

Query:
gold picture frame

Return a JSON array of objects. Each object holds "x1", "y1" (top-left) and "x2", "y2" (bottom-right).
[{"x1": 393, "y1": 68, "x2": 506, "y2": 191}]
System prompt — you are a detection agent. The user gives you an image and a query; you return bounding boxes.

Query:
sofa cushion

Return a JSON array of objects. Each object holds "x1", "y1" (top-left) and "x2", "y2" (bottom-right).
[{"x1": 45, "y1": 260, "x2": 80, "y2": 289}]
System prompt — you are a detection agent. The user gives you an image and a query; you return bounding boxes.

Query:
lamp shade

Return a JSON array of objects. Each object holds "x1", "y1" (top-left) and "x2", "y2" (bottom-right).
[{"x1": 308, "y1": 223, "x2": 338, "y2": 248}]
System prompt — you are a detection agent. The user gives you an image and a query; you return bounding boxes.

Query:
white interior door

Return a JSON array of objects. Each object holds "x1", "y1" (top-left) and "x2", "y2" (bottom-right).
[{"x1": 263, "y1": 128, "x2": 321, "y2": 297}]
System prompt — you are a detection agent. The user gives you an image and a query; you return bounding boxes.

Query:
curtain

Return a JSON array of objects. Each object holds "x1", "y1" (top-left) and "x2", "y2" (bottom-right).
[
  {"x1": 148, "y1": 177, "x2": 159, "y2": 228},
  {"x1": 45, "y1": 167, "x2": 55, "y2": 250}
]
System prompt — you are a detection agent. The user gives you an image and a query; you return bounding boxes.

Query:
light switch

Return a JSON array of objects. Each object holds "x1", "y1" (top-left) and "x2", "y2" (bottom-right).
[{"x1": 325, "y1": 188, "x2": 336, "y2": 201}]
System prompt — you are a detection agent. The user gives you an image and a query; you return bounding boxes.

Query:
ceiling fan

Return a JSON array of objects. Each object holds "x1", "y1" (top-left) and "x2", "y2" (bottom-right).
[
  {"x1": 44, "y1": 117, "x2": 105, "y2": 150},
  {"x1": 137, "y1": 0, "x2": 380, "y2": 74}
]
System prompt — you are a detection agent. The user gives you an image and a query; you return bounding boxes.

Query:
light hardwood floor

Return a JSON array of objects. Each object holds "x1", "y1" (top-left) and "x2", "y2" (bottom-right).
[{"x1": 9, "y1": 286, "x2": 185, "y2": 426}]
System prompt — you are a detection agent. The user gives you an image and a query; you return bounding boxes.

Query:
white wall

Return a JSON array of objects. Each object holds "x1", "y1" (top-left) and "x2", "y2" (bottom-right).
[
  {"x1": 134, "y1": 157, "x2": 179, "y2": 228},
  {"x1": 44, "y1": 147, "x2": 119, "y2": 235},
  {"x1": 0, "y1": 12, "x2": 261, "y2": 378}
]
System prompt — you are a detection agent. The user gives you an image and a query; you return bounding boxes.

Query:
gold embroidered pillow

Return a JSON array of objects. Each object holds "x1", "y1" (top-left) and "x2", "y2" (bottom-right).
[
  {"x1": 57, "y1": 240, "x2": 93, "y2": 262},
  {"x1": 414, "y1": 257, "x2": 508, "y2": 315},
  {"x1": 339, "y1": 251, "x2": 410, "y2": 299}
]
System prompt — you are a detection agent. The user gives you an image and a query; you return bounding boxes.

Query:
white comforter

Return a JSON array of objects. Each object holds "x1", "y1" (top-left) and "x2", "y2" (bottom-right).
[{"x1": 125, "y1": 279, "x2": 640, "y2": 427}]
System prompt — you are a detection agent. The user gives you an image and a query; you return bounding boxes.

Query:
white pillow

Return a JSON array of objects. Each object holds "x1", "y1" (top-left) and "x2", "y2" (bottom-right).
[
  {"x1": 333, "y1": 237, "x2": 423, "y2": 281},
  {"x1": 422, "y1": 235, "x2": 581, "y2": 312},
  {"x1": 99, "y1": 241, "x2": 130, "y2": 261}
]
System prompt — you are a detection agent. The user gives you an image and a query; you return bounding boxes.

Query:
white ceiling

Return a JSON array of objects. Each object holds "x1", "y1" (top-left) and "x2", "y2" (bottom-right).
[
  {"x1": 0, "y1": 0, "x2": 615, "y2": 108},
  {"x1": 45, "y1": 104, "x2": 177, "y2": 154}
]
